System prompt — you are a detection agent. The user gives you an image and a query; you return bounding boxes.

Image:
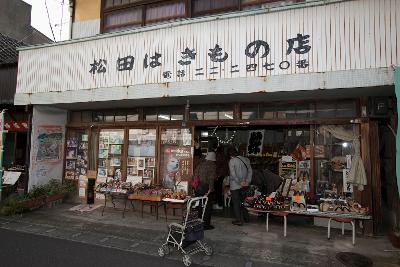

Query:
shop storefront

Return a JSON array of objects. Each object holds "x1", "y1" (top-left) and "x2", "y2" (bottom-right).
[{"x1": 14, "y1": 0, "x2": 399, "y2": 234}]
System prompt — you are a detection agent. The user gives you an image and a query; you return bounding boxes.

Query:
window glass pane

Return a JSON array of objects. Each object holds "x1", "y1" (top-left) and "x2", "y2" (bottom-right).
[
  {"x1": 65, "y1": 129, "x2": 90, "y2": 181},
  {"x1": 104, "y1": 112, "x2": 114, "y2": 122},
  {"x1": 128, "y1": 129, "x2": 157, "y2": 184},
  {"x1": 104, "y1": 7, "x2": 142, "y2": 30},
  {"x1": 93, "y1": 112, "x2": 104, "y2": 122},
  {"x1": 316, "y1": 102, "x2": 336, "y2": 118},
  {"x1": 241, "y1": 105, "x2": 258, "y2": 120},
  {"x1": 276, "y1": 106, "x2": 296, "y2": 119},
  {"x1": 336, "y1": 101, "x2": 357, "y2": 117},
  {"x1": 295, "y1": 104, "x2": 314, "y2": 119},
  {"x1": 98, "y1": 129, "x2": 125, "y2": 180},
  {"x1": 160, "y1": 128, "x2": 193, "y2": 188},
  {"x1": 190, "y1": 112, "x2": 202, "y2": 120},
  {"x1": 158, "y1": 113, "x2": 170, "y2": 121},
  {"x1": 145, "y1": 114, "x2": 157, "y2": 121},
  {"x1": 146, "y1": 1, "x2": 185, "y2": 23},
  {"x1": 204, "y1": 111, "x2": 218, "y2": 120},
  {"x1": 192, "y1": 0, "x2": 238, "y2": 15},
  {"x1": 115, "y1": 113, "x2": 126, "y2": 122},
  {"x1": 105, "y1": 0, "x2": 114, "y2": 8},
  {"x1": 171, "y1": 114, "x2": 184, "y2": 121},
  {"x1": 259, "y1": 106, "x2": 274, "y2": 119},
  {"x1": 127, "y1": 113, "x2": 139, "y2": 121},
  {"x1": 219, "y1": 111, "x2": 233, "y2": 120},
  {"x1": 314, "y1": 125, "x2": 356, "y2": 197}
]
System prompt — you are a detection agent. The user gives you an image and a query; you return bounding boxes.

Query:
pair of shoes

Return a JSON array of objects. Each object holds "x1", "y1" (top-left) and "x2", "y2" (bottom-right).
[
  {"x1": 232, "y1": 220, "x2": 243, "y2": 226},
  {"x1": 204, "y1": 225, "x2": 215, "y2": 230},
  {"x1": 213, "y1": 204, "x2": 223, "y2": 210}
]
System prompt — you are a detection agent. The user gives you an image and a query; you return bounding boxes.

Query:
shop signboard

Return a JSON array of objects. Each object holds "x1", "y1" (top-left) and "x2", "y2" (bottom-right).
[{"x1": 395, "y1": 66, "x2": 400, "y2": 196}]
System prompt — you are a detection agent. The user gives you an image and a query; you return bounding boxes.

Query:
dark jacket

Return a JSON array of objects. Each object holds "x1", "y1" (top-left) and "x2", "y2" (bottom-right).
[{"x1": 193, "y1": 159, "x2": 216, "y2": 194}]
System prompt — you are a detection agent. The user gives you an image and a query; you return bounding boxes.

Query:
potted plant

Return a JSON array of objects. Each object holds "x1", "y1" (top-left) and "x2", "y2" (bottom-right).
[
  {"x1": 18, "y1": 185, "x2": 47, "y2": 210},
  {"x1": 45, "y1": 179, "x2": 65, "y2": 203}
]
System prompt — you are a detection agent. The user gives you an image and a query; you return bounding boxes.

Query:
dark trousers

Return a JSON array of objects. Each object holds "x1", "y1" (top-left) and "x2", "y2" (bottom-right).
[
  {"x1": 231, "y1": 189, "x2": 249, "y2": 223},
  {"x1": 203, "y1": 192, "x2": 214, "y2": 226},
  {"x1": 214, "y1": 176, "x2": 224, "y2": 206}
]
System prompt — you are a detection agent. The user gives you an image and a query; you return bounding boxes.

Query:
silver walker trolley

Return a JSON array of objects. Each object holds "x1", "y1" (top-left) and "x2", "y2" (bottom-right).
[{"x1": 158, "y1": 196, "x2": 213, "y2": 266}]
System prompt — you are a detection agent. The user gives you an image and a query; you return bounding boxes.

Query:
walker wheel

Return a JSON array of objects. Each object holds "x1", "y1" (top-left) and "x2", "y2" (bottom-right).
[
  {"x1": 183, "y1": 255, "x2": 191, "y2": 266},
  {"x1": 162, "y1": 244, "x2": 170, "y2": 255},
  {"x1": 205, "y1": 245, "x2": 213, "y2": 256},
  {"x1": 158, "y1": 247, "x2": 165, "y2": 257}
]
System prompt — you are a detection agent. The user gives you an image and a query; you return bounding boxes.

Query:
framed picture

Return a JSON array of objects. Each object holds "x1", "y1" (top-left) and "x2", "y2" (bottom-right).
[
  {"x1": 98, "y1": 159, "x2": 107, "y2": 168},
  {"x1": 110, "y1": 145, "x2": 122, "y2": 155},
  {"x1": 144, "y1": 168, "x2": 154, "y2": 179},
  {"x1": 67, "y1": 138, "x2": 78, "y2": 148},
  {"x1": 109, "y1": 131, "x2": 124, "y2": 144},
  {"x1": 110, "y1": 157, "x2": 121, "y2": 167},
  {"x1": 65, "y1": 160, "x2": 76, "y2": 170},
  {"x1": 80, "y1": 168, "x2": 87, "y2": 176},
  {"x1": 145, "y1": 157, "x2": 155, "y2": 167},
  {"x1": 137, "y1": 157, "x2": 145, "y2": 170},
  {"x1": 65, "y1": 171, "x2": 75, "y2": 180},
  {"x1": 79, "y1": 142, "x2": 88, "y2": 150},
  {"x1": 114, "y1": 169, "x2": 122, "y2": 180},
  {"x1": 81, "y1": 134, "x2": 89, "y2": 142},
  {"x1": 138, "y1": 169, "x2": 144, "y2": 177},
  {"x1": 97, "y1": 168, "x2": 107, "y2": 178},
  {"x1": 66, "y1": 147, "x2": 77, "y2": 159},
  {"x1": 143, "y1": 177, "x2": 152, "y2": 186},
  {"x1": 127, "y1": 167, "x2": 138, "y2": 176},
  {"x1": 127, "y1": 157, "x2": 137, "y2": 167},
  {"x1": 99, "y1": 136, "x2": 109, "y2": 146},
  {"x1": 98, "y1": 149, "x2": 108, "y2": 159}
]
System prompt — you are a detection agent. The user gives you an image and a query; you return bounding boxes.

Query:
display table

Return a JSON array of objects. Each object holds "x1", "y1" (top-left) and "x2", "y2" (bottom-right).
[
  {"x1": 163, "y1": 198, "x2": 188, "y2": 220},
  {"x1": 247, "y1": 208, "x2": 371, "y2": 245},
  {"x1": 128, "y1": 194, "x2": 164, "y2": 220},
  {"x1": 99, "y1": 190, "x2": 129, "y2": 218}
]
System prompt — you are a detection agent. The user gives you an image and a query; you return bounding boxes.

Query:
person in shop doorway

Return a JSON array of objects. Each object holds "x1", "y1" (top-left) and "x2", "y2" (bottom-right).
[
  {"x1": 228, "y1": 147, "x2": 252, "y2": 226},
  {"x1": 214, "y1": 146, "x2": 229, "y2": 210},
  {"x1": 193, "y1": 151, "x2": 217, "y2": 230}
]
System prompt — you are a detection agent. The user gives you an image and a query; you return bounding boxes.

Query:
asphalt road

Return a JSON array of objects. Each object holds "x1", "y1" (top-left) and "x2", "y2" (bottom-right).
[{"x1": 0, "y1": 228, "x2": 202, "y2": 267}]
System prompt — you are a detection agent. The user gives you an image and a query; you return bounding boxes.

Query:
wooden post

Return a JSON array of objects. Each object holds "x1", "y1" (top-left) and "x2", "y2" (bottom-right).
[
  {"x1": 369, "y1": 121, "x2": 382, "y2": 234},
  {"x1": 359, "y1": 122, "x2": 374, "y2": 235}
]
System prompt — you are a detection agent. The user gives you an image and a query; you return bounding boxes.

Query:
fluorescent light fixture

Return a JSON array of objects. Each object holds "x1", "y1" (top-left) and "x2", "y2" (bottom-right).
[
  {"x1": 224, "y1": 113, "x2": 233, "y2": 119},
  {"x1": 201, "y1": 131, "x2": 209, "y2": 137},
  {"x1": 158, "y1": 115, "x2": 170, "y2": 120}
]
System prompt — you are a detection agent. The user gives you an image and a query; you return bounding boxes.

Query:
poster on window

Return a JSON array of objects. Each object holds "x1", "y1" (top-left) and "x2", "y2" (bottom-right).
[
  {"x1": 160, "y1": 145, "x2": 192, "y2": 189},
  {"x1": 342, "y1": 169, "x2": 353, "y2": 193},
  {"x1": 36, "y1": 126, "x2": 63, "y2": 162},
  {"x1": 247, "y1": 130, "x2": 264, "y2": 156}
]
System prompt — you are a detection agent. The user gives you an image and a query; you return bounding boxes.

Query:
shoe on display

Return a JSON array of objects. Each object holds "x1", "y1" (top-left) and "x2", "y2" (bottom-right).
[{"x1": 204, "y1": 225, "x2": 215, "y2": 230}]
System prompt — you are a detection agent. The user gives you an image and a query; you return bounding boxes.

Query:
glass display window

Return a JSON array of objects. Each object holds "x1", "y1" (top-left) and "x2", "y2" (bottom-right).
[
  {"x1": 160, "y1": 128, "x2": 193, "y2": 191},
  {"x1": 65, "y1": 129, "x2": 89, "y2": 180},
  {"x1": 314, "y1": 125, "x2": 356, "y2": 196},
  {"x1": 98, "y1": 129, "x2": 125, "y2": 181},
  {"x1": 127, "y1": 128, "x2": 157, "y2": 185}
]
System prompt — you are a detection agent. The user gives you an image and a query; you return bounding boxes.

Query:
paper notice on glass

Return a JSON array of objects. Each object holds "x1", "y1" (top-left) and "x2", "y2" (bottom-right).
[
  {"x1": 79, "y1": 188, "x2": 86, "y2": 197},
  {"x1": 346, "y1": 155, "x2": 352, "y2": 169},
  {"x1": 342, "y1": 169, "x2": 353, "y2": 193},
  {"x1": 3, "y1": 171, "x2": 21, "y2": 185},
  {"x1": 282, "y1": 155, "x2": 293, "y2": 162},
  {"x1": 126, "y1": 176, "x2": 142, "y2": 186}
]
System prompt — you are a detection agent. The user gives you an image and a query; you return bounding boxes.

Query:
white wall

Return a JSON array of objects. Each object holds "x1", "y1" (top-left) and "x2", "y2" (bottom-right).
[{"x1": 28, "y1": 106, "x2": 67, "y2": 191}]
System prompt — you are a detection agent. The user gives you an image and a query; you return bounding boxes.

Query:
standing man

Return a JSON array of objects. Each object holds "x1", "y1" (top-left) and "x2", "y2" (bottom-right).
[
  {"x1": 228, "y1": 147, "x2": 252, "y2": 226},
  {"x1": 193, "y1": 151, "x2": 217, "y2": 230}
]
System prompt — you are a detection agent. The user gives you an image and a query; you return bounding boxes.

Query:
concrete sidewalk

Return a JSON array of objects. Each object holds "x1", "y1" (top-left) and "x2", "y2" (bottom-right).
[{"x1": 0, "y1": 203, "x2": 398, "y2": 267}]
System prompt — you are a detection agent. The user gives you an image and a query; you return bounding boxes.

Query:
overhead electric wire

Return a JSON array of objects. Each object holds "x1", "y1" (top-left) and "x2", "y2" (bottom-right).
[
  {"x1": 59, "y1": 0, "x2": 64, "y2": 41},
  {"x1": 45, "y1": 0, "x2": 56, "y2": 42}
]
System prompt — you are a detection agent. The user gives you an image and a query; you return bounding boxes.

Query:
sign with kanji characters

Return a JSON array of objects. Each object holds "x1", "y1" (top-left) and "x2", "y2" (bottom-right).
[{"x1": 88, "y1": 33, "x2": 312, "y2": 81}]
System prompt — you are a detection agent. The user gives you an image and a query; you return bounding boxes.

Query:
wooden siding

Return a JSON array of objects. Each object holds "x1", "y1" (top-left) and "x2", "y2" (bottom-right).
[
  {"x1": 16, "y1": 0, "x2": 400, "y2": 97},
  {"x1": 0, "y1": 65, "x2": 17, "y2": 104}
]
